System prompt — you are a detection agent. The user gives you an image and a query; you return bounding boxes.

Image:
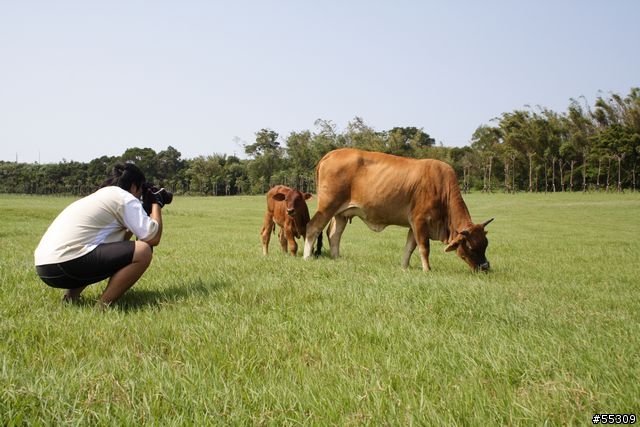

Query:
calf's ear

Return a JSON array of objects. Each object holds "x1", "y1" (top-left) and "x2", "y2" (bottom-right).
[
  {"x1": 303, "y1": 193, "x2": 313, "y2": 200},
  {"x1": 273, "y1": 193, "x2": 286, "y2": 201}
]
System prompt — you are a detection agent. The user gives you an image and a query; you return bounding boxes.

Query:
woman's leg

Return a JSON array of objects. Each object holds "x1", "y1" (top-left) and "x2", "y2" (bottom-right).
[
  {"x1": 63, "y1": 286, "x2": 87, "y2": 302},
  {"x1": 98, "y1": 241, "x2": 153, "y2": 305}
]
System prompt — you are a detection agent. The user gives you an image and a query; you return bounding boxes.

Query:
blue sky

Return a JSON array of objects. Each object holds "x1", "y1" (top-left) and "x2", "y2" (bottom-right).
[{"x1": 1, "y1": 1, "x2": 638, "y2": 164}]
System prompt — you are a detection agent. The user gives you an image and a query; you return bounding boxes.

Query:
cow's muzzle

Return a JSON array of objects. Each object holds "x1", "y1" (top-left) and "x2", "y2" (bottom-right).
[
  {"x1": 478, "y1": 261, "x2": 490, "y2": 272},
  {"x1": 286, "y1": 209, "x2": 295, "y2": 216}
]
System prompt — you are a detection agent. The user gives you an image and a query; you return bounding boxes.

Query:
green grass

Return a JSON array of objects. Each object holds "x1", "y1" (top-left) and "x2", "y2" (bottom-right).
[{"x1": 1, "y1": 192, "x2": 639, "y2": 425}]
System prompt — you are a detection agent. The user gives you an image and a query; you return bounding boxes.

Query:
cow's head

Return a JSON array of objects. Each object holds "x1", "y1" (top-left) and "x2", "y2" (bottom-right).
[{"x1": 444, "y1": 218, "x2": 493, "y2": 272}]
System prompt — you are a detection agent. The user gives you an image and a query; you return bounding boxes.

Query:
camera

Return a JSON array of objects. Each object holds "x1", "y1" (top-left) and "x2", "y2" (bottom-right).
[{"x1": 142, "y1": 182, "x2": 173, "y2": 214}]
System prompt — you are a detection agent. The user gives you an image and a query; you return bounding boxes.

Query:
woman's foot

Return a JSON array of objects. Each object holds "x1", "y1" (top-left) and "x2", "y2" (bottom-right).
[
  {"x1": 62, "y1": 286, "x2": 86, "y2": 303},
  {"x1": 62, "y1": 293, "x2": 81, "y2": 303}
]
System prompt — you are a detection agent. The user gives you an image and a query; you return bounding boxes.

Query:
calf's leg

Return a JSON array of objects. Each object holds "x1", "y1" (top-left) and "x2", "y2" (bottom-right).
[
  {"x1": 278, "y1": 227, "x2": 289, "y2": 254},
  {"x1": 287, "y1": 234, "x2": 298, "y2": 256},
  {"x1": 261, "y1": 213, "x2": 274, "y2": 255}
]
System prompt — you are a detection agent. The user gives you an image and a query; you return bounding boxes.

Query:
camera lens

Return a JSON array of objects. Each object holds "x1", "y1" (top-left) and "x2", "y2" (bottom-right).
[{"x1": 163, "y1": 190, "x2": 173, "y2": 205}]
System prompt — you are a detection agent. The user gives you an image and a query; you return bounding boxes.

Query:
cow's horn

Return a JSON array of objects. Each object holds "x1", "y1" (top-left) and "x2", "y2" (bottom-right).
[{"x1": 482, "y1": 218, "x2": 495, "y2": 227}]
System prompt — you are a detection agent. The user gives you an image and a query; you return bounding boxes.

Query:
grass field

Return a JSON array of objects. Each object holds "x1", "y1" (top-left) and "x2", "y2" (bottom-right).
[{"x1": 1, "y1": 192, "x2": 639, "y2": 425}]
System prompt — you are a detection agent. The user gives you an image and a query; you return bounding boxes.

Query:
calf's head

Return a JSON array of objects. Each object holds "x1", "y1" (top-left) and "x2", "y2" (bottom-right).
[
  {"x1": 272, "y1": 189, "x2": 312, "y2": 228},
  {"x1": 444, "y1": 218, "x2": 494, "y2": 272}
]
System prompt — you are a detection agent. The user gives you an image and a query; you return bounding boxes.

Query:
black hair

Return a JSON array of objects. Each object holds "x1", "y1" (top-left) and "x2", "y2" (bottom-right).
[{"x1": 100, "y1": 163, "x2": 146, "y2": 190}]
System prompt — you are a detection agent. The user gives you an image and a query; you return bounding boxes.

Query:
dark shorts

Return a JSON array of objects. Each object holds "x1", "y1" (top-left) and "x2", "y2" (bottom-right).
[{"x1": 36, "y1": 241, "x2": 135, "y2": 289}]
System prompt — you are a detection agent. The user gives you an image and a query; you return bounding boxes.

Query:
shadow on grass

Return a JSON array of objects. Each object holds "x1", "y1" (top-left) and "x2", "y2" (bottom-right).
[
  {"x1": 119, "y1": 278, "x2": 231, "y2": 312},
  {"x1": 69, "y1": 278, "x2": 231, "y2": 312}
]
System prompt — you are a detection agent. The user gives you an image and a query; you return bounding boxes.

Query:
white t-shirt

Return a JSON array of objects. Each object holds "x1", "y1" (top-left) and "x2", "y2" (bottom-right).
[{"x1": 34, "y1": 186, "x2": 159, "y2": 266}]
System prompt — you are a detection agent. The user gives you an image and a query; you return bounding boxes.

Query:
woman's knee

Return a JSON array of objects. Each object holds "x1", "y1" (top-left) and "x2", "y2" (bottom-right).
[{"x1": 133, "y1": 241, "x2": 153, "y2": 265}]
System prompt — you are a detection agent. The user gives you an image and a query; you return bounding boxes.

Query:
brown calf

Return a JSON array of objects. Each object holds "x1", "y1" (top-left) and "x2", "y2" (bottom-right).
[{"x1": 261, "y1": 185, "x2": 312, "y2": 256}]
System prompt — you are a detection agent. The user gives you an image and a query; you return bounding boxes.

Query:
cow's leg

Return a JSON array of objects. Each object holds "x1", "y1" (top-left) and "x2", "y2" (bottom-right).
[
  {"x1": 327, "y1": 215, "x2": 348, "y2": 259},
  {"x1": 303, "y1": 210, "x2": 336, "y2": 259},
  {"x1": 261, "y1": 213, "x2": 274, "y2": 255},
  {"x1": 402, "y1": 228, "x2": 417, "y2": 269},
  {"x1": 412, "y1": 223, "x2": 431, "y2": 271}
]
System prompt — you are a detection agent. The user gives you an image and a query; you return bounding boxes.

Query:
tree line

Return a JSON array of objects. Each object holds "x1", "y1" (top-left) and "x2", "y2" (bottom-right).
[{"x1": 1, "y1": 88, "x2": 638, "y2": 196}]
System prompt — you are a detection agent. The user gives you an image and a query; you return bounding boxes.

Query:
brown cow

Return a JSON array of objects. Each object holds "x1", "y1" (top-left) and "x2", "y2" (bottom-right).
[
  {"x1": 261, "y1": 185, "x2": 312, "y2": 256},
  {"x1": 302, "y1": 148, "x2": 494, "y2": 271}
]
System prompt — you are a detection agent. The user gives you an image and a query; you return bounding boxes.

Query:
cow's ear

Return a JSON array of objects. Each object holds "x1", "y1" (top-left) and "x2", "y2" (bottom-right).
[
  {"x1": 444, "y1": 235, "x2": 464, "y2": 252},
  {"x1": 303, "y1": 193, "x2": 313, "y2": 200},
  {"x1": 273, "y1": 193, "x2": 286, "y2": 201}
]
